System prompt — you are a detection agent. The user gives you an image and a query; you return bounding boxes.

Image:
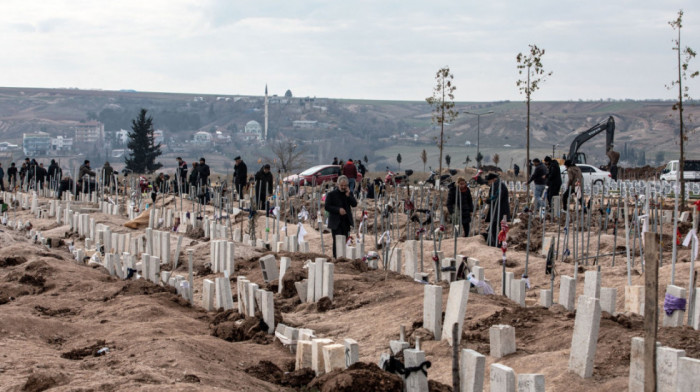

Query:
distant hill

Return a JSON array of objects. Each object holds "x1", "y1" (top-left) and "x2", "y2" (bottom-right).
[{"x1": 0, "y1": 86, "x2": 697, "y2": 172}]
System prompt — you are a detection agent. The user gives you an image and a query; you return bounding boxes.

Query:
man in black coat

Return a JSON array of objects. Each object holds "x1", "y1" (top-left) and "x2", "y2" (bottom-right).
[
  {"x1": 543, "y1": 156, "x2": 562, "y2": 211},
  {"x1": 324, "y1": 175, "x2": 357, "y2": 258},
  {"x1": 447, "y1": 177, "x2": 474, "y2": 237},
  {"x1": 485, "y1": 173, "x2": 510, "y2": 247},
  {"x1": 233, "y1": 156, "x2": 247, "y2": 199},
  {"x1": 196, "y1": 158, "x2": 211, "y2": 204},
  {"x1": 254, "y1": 164, "x2": 273, "y2": 209},
  {"x1": 7, "y1": 163, "x2": 17, "y2": 189}
]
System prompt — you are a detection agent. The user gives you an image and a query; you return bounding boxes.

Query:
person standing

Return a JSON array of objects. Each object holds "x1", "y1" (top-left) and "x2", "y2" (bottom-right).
[
  {"x1": 485, "y1": 173, "x2": 510, "y2": 247},
  {"x1": 562, "y1": 160, "x2": 584, "y2": 208},
  {"x1": 342, "y1": 159, "x2": 357, "y2": 194},
  {"x1": 176, "y1": 157, "x2": 188, "y2": 191},
  {"x1": 196, "y1": 158, "x2": 211, "y2": 204},
  {"x1": 102, "y1": 162, "x2": 114, "y2": 190},
  {"x1": 254, "y1": 164, "x2": 274, "y2": 210},
  {"x1": 233, "y1": 156, "x2": 247, "y2": 200},
  {"x1": 543, "y1": 156, "x2": 562, "y2": 211},
  {"x1": 7, "y1": 163, "x2": 17, "y2": 190},
  {"x1": 35, "y1": 163, "x2": 47, "y2": 189},
  {"x1": 447, "y1": 177, "x2": 474, "y2": 237},
  {"x1": 513, "y1": 163, "x2": 520, "y2": 178},
  {"x1": 332, "y1": 157, "x2": 338, "y2": 165},
  {"x1": 527, "y1": 158, "x2": 547, "y2": 212},
  {"x1": 78, "y1": 160, "x2": 96, "y2": 193},
  {"x1": 325, "y1": 175, "x2": 357, "y2": 258},
  {"x1": 0, "y1": 163, "x2": 4, "y2": 191}
]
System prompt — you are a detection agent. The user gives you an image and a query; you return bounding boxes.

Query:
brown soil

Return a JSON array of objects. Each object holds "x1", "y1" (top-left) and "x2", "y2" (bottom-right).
[{"x1": 308, "y1": 362, "x2": 405, "y2": 392}]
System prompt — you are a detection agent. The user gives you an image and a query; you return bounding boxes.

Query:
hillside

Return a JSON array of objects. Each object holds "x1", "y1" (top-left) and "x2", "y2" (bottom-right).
[{"x1": 0, "y1": 87, "x2": 698, "y2": 172}]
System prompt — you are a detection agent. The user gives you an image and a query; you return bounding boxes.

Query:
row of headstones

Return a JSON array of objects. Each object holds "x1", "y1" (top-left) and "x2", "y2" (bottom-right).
[
  {"x1": 624, "y1": 284, "x2": 700, "y2": 330},
  {"x1": 628, "y1": 337, "x2": 700, "y2": 392},
  {"x1": 295, "y1": 333, "x2": 359, "y2": 377},
  {"x1": 217, "y1": 275, "x2": 275, "y2": 334},
  {"x1": 540, "y1": 268, "x2": 700, "y2": 331},
  {"x1": 539, "y1": 271, "x2": 617, "y2": 315},
  {"x1": 98, "y1": 200, "x2": 121, "y2": 216},
  {"x1": 293, "y1": 258, "x2": 334, "y2": 303}
]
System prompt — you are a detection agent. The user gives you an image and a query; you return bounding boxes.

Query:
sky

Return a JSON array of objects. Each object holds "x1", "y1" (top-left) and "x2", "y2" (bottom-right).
[{"x1": 1, "y1": 0, "x2": 699, "y2": 102}]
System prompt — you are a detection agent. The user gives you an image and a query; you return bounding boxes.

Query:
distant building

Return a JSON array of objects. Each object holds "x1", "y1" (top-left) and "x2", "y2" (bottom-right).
[
  {"x1": 0, "y1": 142, "x2": 20, "y2": 151},
  {"x1": 238, "y1": 120, "x2": 263, "y2": 141},
  {"x1": 50, "y1": 136, "x2": 73, "y2": 152},
  {"x1": 74, "y1": 121, "x2": 105, "y2": 145},
  {"x1": 23, "y1": 132, "x2": 51, "y2": 156},
  {"x1": 115, "y1": 129, "x2": 129, "y2": 145},
  {"x1": 154, "y1": 129, "x2": 165, "y2": 145},
  {"x1": 193, "y1": 131, "x2": 213, "y2": 145},
  {"x1": 293, "y1": 120, "x2": 318, "y2": 129}
]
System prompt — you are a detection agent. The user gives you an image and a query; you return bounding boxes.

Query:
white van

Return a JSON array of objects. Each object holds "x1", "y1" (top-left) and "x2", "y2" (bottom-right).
[{"x1": 660, "y1": 160, "x2": 700, "y2": 182}]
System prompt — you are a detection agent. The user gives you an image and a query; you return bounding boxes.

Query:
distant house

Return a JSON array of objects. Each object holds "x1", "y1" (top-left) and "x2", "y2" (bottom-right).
[
  {"x1": 236, "y1": 120, "x2": 263, "y2": 141},
  {"x1": 50, "y1": 136, "x2": 73, "y2": 152},
  {"x1": 193, "y1": 131, "x2": 213, "y2": 145},
  {"x1": 293, "y1": 120, "x2": 318, "y2": 129},
  {"x1": 74, "y1": 121, "x2": 105, "y2": 146},
  {"x1": 115, "y1": 129, "x2": 129, "y2": 145},
  {"x1": 0, "y1": 141, "x2": 20, "y2": 151},
  {"x1": 23, "y1": 132, "x2": 51, "y2": 156},
  {"x1": 154, "y1": 129, "x2": 165, "y2": 145}
]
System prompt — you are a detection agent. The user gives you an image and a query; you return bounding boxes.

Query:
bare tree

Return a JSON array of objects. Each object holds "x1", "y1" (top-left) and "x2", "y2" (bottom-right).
[
  {"x1": 517, "y1": 45, "x2": 552, "y2": 197},
  {"x1": 493, "y1": 153, "x2": 500, "y2": 167},
  {"x1": 268, "y1": 139, "x2": 308, "y2": 175},
  {"x1": 420, "y1": 149, "x2": 428, "y2": 173},
  {"x1": 426, "y1": 66, "x2": 458, "y2": 188},
  {"x1": 668, "y1": 9, "x2": 698, "y2": 207}
]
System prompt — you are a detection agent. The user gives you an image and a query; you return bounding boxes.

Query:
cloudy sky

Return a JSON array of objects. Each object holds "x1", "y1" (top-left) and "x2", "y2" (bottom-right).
[{"x1": 1, "y1": 0, "x2": 699, "y2": 101}]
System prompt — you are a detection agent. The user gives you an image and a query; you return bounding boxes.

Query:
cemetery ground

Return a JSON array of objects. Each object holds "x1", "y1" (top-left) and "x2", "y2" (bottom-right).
[{"x1": 0, "y1": 190, "x2": 698, "y2": 391}]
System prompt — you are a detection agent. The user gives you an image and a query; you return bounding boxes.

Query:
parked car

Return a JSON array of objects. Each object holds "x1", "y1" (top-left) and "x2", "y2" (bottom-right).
[
  {"x1": 659, "y1": 160, "x2": 700, "y2": 182},
  {"x1": 560, "y1": 164, "x2": 611, "y2": 189},
  {"x1": 283, "y1": 164, "x2": 363, "y2": 187}
]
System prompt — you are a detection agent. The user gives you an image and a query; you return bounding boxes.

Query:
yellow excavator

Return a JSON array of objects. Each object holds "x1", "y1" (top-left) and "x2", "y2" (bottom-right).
[{"x1": 557, "y1": 116, "x2": 619, "y2": 180}]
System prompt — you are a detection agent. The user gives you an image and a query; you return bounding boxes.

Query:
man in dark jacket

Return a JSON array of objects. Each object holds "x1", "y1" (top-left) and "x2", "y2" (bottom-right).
[
  {"x1": 102, "y1": 162, "x2": 114, "y2": 190},
  {"x1": 342, "y1": 159, "x2": 358, "y2": 194},
  {"x1": 188, "y1": 162, "x2": 199, "y2": 189},
  {"x1": 0, "y1": 163, "x2": 4, "y2": 191},
  {"x1": 196, "y1": 158, "x2": 211, "y2": 204},
  {"x1": 527, "y1": 158, "x2": 547, "y2": 212},
  {"x1": 543, "y1": 156, "x2": 562, "y2": 211},
  {"x1": 78, "y1": 160, "x2": 96, "y2": 193},
  {"x1": 47, "y1": 160, "x2": 60, "y2": 184},
  {"x1": 197, "y1": 158, "x2": 210, "y2": 186},
  {"x1": 233, "y1": 156, "x2": 247, "y2": 199},
  {"x1": 485, "y1": 173, "x2": 510, "y2": 247},
  {"x1": 447, "y1": 177, "x2": 474, "y2": 237},
  {"x1": 35, "y1": 163, "x2": 47, "y2": 189},
  {"x1": 7, "y1": 163, "x2": 17, "y2": 189},
  {"x1": 324, "y1": 175, "x2": 358, "y2": 258},
  {"x1": 254, "y1": 164, "x2": 274, "y2": 209},
  {"x1": 176, "y1": 157, "x2": 188, "y2": 191}
]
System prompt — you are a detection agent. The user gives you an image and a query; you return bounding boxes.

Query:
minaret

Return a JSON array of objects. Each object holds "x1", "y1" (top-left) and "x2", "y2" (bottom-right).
[{"x1": 264, "y1": 84, "x2": 268, "y2": 141}]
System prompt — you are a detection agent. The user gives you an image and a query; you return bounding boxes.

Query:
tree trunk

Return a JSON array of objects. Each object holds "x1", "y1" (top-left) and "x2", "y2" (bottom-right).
[
  {"x1": 678, "y1": 27, "x2": 686, "y2": 209},
  {"x1": 526, "y1": 68, "x2": 531, "y2": 200}
]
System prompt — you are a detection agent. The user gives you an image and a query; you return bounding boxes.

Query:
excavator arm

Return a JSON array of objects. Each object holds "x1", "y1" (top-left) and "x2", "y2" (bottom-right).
[{"x1": 564, "y1": 116, "x2": 615, "y2": 165}]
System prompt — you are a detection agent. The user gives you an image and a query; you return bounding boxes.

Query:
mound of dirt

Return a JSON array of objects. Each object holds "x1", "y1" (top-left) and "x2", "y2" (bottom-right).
[
  {"x1": 117, "y1": 279, "x2": 171, "y2": 296},
  {"x1": 316, "y1": 296, "x2": 333, "y2": 312},
  {"x1": 281, "y1": 368, "x2": 316, "y2": 387},
  {"x1": 507, "y1": 213, "x2": 543, "y2": 252},
  {"x1": 211, "y1": 316, "x2": 269, "y2": 343},
  {"x1": 280, "y1": 268, "x2": 306, "y2": 298},
  {"x1": 245, "y1": 360, "x2": 283, "y2": 384},
  {"x1": 185, "y1": 225, "x2": 205, "y2": 239},
  {"x1": 0, "y1": 255, "x2": 27, "y2": 267},
  {"x1": 308, "y1": 362, "x2": 404, "y2": 392},
  {"x1": 60, "y1": 340, "x2": 108, "y2": 360},
  {"x1": 22, "y1": 371, "x2": 68, "y2": 392}
]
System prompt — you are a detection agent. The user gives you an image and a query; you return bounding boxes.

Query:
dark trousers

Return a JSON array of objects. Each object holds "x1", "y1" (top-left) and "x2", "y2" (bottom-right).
[
  {"x1": 459, "y1": 217, "x2": 471, "y2": 237},
  {"x1": 331, "y1": 226, "x2": 350, "y2": 258},
  {"x1": 0, "y1": 179, "x2": 4, "y2": 191}
]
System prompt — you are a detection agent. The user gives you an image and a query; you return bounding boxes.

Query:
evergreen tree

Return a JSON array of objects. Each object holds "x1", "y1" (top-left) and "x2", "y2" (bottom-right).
[
  {"x1": 125, "y1": 109, "x2": 162, "y2": 173},
  {"x1": 396, "y1": 153, "x2": 402, "y2": 170}
]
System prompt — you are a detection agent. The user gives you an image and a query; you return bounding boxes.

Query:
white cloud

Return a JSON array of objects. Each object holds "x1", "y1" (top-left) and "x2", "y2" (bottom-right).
[{"x1": 0, "y1": 0, "x2": 698, "y2": 100}]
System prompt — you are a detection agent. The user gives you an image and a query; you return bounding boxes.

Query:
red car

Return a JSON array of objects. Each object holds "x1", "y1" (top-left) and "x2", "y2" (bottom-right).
[{"x1": 283, "y1": 164, "x2": 363, "y2": 186}]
